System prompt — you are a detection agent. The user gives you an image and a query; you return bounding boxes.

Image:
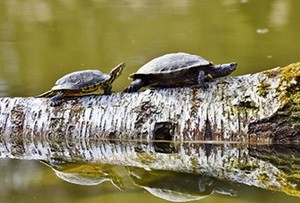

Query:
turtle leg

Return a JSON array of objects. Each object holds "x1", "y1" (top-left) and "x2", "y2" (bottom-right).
[
  {"x1": 124, "y1": 79, "x2": 144, "y2": 93},
  {"x1": 49, "y1": 92, "x2": 66, "y2": 106},
  {"x1": 103, "y1": 84, "x2": 112, "y2": 95},
  {"x1": 196, "y1": 70, "x2": 208, "y2": 89}
]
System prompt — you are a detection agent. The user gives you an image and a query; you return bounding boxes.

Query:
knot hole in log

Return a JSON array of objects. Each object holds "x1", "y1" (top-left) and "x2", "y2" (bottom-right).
[{"x1": 153, "y1": 121, "x2": 176, "y2": 153}]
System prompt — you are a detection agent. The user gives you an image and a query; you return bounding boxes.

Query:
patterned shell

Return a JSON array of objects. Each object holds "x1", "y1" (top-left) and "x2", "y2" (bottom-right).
[
  {"x1": 135, "y1": 52, "x2": 211, "y2": 75},
  {"x1": 52, "y1": 70, "x2": 110, "y2": 90}
]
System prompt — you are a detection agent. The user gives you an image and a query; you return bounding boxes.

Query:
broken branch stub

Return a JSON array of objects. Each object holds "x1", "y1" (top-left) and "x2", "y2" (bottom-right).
[{"x1": 0, "y1": 63, "x2": 299, "y2": 143}]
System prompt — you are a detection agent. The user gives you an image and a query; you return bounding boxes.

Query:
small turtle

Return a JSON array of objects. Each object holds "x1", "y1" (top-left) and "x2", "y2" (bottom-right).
[
  {"x1": 37, "y1": 62, "x2": 125, "y2": 106},
  {"x1": 124, "y1": 52, "x2": 237, "y2": 93}
]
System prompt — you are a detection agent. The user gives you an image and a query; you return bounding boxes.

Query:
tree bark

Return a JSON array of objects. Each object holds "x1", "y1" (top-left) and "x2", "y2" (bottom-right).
[{"x1": 0, "y1": 63, "x2": 299, "y2": 143}]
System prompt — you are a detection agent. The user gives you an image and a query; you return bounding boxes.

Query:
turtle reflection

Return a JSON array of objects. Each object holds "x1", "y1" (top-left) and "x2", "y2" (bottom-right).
[
  {"x1": 41, "y1": 161, "x2": 124, "y2": 190},
  {"x1": 127, "y1": 166, "x2": 236, "y2": 202}
]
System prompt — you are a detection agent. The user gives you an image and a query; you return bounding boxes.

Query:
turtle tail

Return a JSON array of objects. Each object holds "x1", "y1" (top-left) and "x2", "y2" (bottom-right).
[
  {"x1": 35, "y1": 90, "x2": 55, "y2": 98},
  {"x1": 108, "y1": 62, "x2": 125, "y2": 83}
]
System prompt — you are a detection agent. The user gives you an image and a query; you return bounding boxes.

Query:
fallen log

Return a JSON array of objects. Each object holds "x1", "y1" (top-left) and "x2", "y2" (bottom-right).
[{"x1": 0, "y1": 63, "x2": 299, "y2": 144}]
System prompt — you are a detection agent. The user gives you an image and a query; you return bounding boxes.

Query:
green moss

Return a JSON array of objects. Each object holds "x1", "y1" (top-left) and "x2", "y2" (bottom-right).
[
  {"x1": 279, "y1": 63, "x2": 300, "y2": 82},
  {"x1": 249, "y1": 145, "x2": 300, "y2": 197},
  {"x1": 230, "y1": 159, "x2": 259, "y2": 172},
  {"x1": 263, "y1": 62, "x2": 300, "y2": 81},
  {"x1": 278, "y1": 63, "x2": 300, "y2": 104},
  {"x1": 137, "y1": 152, "x2": 157, "y2": 165},
  {"x1": 261, "y1": 63, "x2": 300, "y2": 125},
  {"x1": 290, "y1": 91, "x2": 300, "y2": 106},
  {"x1": 280, "y1": 172, "x2": 300, "y2": 198},
  {"x1": 276, "y1": 64, "x2": 300, "y2": 126},
  {"x1": 257, "y1": 81, "x2": 271, "y2": 97},
  {"x1": 189, "y1": 156, "x2": 200, "y2": 173},
  {"x1": 257, "y1": 173, "x2": 270, "y2": 185},
  {"x1": 262, "y1": 63, "x2": 300, "y2": 103}
]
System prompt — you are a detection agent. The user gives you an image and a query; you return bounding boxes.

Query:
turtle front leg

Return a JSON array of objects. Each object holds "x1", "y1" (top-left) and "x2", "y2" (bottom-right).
[
  {"x1": 196, "y1": 70, "x2": 208, "y2": 89},
  {"x1": 124, "y1": 79, "x2": 144, "y2": 93},
  {"x1": 103, "y1": 84, "x2": 112, "y2": 95},
  {"x1": 49, "y1": 92, "x2": 66, "y2": 106}
]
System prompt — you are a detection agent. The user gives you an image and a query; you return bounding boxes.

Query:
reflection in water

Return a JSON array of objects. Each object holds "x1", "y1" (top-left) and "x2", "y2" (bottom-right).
[
  {"x1": 270, "y1": 0, "x2": 290, "y2": 28},
  {"x1": 127, "y1": 167, "x2": 236, "y2": 202},
  {"x1": 36, "y1": 142, "x2": 300, "y2": 201},
  {"x1": 249, "y1": 144, "x2": 300, "y2": 197},
  {"x1": 40, "y1": 161, "x2": 125, "y2": 190},
  {"x1": 3, "y1": 135, "x2": 297, "y2": 201},
  {"x1": 40, "y1": 159, "x2": 237, "y2": 202}
]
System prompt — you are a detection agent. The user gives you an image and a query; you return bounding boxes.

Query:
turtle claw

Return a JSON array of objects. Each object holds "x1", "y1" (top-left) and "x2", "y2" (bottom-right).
[
  {"x1": 191, "y1": 82, "x2": 209, "y2": 90},
  {"x1": 49, "y1": 92, "x2": 65, "y2": 107},
  {"x1": 124, "y1": 85, "x2": 139, "y2": 93},
  {"x1": 50, "y1": 100, "x2": 62, "y2": 107},
  {"x1": 123, "y1": 85, "x2": 134, "y2": 93},
  {"x1": 124, "y1": 79, "x2": 144, "y2": 93},
  {"x1": 193, "y1": 70, "x2": 210, "y2": 89},
  {"x1": 201, "y1": 82, "x2": 209, "y2": 89}
]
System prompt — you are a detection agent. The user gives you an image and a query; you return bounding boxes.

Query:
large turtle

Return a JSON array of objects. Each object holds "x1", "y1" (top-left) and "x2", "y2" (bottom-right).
[
  {"x1": 37, "y1": 62, "x2": 125, "y2": 106},
  {"x1": 124, "y1": 53, "x2": 237, "y2": 93}
]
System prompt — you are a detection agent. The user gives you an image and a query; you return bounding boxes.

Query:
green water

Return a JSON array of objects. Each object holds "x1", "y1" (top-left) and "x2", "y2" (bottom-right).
[{"x1": 0, "y1": 0, "x2": 299, "y2": 202}]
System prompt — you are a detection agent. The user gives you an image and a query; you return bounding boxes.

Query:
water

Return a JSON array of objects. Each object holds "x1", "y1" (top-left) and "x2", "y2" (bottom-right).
[
  {"x1": 0, "y1": 143, "x2": 299, "y2": 203},
  {"x1": 0, "y1": 0, "x2": 299, "y2": 202}
]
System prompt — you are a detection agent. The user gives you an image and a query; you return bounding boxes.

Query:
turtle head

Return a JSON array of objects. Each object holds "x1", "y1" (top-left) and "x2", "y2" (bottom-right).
[
  {"x1": 109, "y1": 62, "x2": 126, "y2": 82},
  {"x1": 209, "y1": 62, "x2": 237, "y2": 78}
]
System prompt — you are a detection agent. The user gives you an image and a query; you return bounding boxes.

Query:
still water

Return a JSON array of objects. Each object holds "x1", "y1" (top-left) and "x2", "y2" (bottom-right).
[{"x1": 0, "y1": 0, "x2": 299, "y2": 203}]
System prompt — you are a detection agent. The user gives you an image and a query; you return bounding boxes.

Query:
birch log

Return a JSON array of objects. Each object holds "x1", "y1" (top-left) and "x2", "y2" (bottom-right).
[{"x1": 0, "y1": 63, "x2": 299, "y2": 143}]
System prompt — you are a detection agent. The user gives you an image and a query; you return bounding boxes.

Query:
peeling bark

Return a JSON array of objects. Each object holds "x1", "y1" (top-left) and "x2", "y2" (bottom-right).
[{"x1": 0, "y1": 63, "x2": 299, "y2": 143}]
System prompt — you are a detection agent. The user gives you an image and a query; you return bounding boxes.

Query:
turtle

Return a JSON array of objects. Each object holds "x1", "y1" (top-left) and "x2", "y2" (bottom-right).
[
  {"x1": 37, "y1": 62, "x2": 125, "y2": 106},
  {"x1": 123, "y1": 52, "x2": 237, "y2": 93}
]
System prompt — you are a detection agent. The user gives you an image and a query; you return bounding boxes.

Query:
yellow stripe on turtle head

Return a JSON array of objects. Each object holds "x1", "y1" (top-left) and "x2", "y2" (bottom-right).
[{"x1": 109, "y1": 62, "x2": 125, "y2": 83}]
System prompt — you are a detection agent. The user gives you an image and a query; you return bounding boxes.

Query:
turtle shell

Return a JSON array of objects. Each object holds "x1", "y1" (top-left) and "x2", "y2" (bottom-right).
[
  {"x1": 52, "y1": 70, "x2": 110, "y2": 91},
  {"x1": 132, "y1": 52, "x2": 211, "y2": 76}
]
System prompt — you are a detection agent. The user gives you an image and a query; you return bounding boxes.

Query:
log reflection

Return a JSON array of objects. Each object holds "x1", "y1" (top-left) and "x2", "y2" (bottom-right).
[{"x1": 2, "y1": 135, "x2": 297, "y2": 199}]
